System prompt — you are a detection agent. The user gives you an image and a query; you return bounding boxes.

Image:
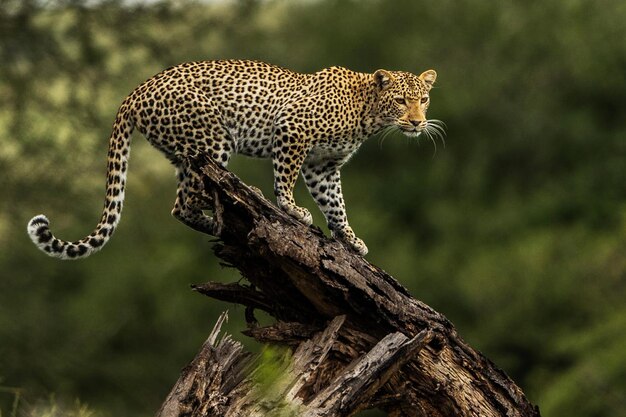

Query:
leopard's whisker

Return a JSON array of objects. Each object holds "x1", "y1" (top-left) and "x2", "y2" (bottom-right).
[
  {"x1": 423, "y1": 128, "x2": 438, "y2": 158},
  {"x1": 428, "y1": 119, "x2": 447, "y2": 128},
  {"x1": 431, "y1": 128, "x2": 446, "y2": 149},
  {"x1": 426, "y1": 119, "x2": 446, "y2": 148},
  {"x1": 377, "y1": 125, "x2": 397, "y2": 149}
]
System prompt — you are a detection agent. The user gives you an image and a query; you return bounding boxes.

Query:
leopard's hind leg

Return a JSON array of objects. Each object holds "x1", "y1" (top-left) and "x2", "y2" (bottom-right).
[
  {"x1": 171, "y1": 162, "x2": 217, "y2": 234},
  {"x1": 171, "y1": 141, "x2": 234, "y2": 234},
  {"x1": 124, "y1": 83, "x2": 234, "y2": 236},
  {"x1": 160, "y1": 94, "x2": 234, "y2": 234}
]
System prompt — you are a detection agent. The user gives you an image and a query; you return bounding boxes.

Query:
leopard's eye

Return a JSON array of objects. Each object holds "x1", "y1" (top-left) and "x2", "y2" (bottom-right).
[
  {"x1": 394, "y1": 97, "x2": 406, "y2": 105},
  {"x1": 420, "y1": 96, "x2": 429, "y2": 104}
]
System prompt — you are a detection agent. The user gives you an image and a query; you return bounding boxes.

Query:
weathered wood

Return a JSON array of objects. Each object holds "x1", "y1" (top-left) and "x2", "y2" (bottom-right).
[
  {"x1": 157, "y1": 155, "x2": 541, "y2": 417},
  {"x1": 157, "y1": 313, "x2": 430, "y2": 417},
  {"x1": 303, "y1": 329, "x2": 433, "y2": 417},
  {"x1": 156, "y1": 312, "x2": 253, "y2": 417}
]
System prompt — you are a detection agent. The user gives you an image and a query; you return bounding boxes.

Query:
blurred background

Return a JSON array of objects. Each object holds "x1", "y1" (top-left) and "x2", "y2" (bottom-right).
[{"x1": 1, "y1": 0, "x2": 625, "y2": 416}]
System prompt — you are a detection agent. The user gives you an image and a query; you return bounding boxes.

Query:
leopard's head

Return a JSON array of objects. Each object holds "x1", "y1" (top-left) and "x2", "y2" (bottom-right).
[{"x1": 373, "y1": 69, "x2": 444, "y2": 142}]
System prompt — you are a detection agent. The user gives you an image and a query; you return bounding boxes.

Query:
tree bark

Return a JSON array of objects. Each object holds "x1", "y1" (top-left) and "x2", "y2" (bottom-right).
[{"x1": 156, "y1": 155, "x2": 541, "y2": 417}]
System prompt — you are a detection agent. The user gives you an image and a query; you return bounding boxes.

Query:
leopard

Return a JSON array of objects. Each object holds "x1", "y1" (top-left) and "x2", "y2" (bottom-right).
[{"x1": 27, "y1": 59, "x2": 443, "y2": 260}]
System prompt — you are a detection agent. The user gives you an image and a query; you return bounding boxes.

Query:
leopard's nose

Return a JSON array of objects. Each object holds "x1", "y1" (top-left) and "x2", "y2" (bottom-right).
[{"x1": 410, "y1": 119, "x2": 425, "y2": 127}]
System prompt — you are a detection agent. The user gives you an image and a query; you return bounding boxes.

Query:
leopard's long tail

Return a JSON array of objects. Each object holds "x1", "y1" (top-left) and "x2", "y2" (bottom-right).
[{"x1": 27, "y1": 100, "x2": 134, "y2": 260}]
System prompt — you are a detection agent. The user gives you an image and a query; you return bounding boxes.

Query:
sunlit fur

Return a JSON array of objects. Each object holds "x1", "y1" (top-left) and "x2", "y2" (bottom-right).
[{"x1": 373, "y1": 69, "x2": 445, "y2": 156}]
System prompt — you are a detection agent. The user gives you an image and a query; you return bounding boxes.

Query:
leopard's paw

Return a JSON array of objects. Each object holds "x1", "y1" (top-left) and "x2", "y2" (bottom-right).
[
  {"x1": 332, "y1": 227, "x2": 368, "y2": 256},
  {"x1": 348, "y1": 236, "x2": 368, "y2": 256},
  {"x1": 173, "y1": 209, "x2": 216, "y2": 235},
  {"x1": 279, "y1": 201, "x2": 313, "y2": 226},
  {"x1": 291, "y1": 206, "x2": 313, "y2": 226}
]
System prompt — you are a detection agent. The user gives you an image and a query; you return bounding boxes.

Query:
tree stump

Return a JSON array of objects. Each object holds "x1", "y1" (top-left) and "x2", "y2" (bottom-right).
[{"x1": 156, "y1": 155, "x2": 541, "y2": 417}]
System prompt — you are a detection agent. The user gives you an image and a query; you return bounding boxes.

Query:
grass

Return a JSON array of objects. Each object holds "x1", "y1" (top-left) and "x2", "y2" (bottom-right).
[{"x1": 0, "y1": 386, "x2": 100, "y2": 417}]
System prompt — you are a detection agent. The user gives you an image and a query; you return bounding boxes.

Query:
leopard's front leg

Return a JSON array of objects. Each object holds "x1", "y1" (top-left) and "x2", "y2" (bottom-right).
[
  {"x1": 301, "y1": 160, "x2": 368, "y2": 256},
  {"x1": 271, "y1": 130, "x2": 313, "y2": 226}
]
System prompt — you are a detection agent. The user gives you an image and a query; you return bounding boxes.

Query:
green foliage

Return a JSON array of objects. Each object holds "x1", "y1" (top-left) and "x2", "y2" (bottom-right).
[
  {"x1": 250, "y1": 346, "x2": 304, "y2": 416},
  {"x1": 21, "y1": 396, "x2": 101, "y2": 417},
  {"x1": 253, "y1": 346, "x2": 292, "y2": 397},
  {"x1": 1, "y1": 1, "x2": 625, "y2": 416}
]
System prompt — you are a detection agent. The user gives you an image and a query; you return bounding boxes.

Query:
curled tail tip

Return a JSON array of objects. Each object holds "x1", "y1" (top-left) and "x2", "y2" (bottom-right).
[
  {"x1": 27, "y1": 214, "x2": 51, "y2": 241},
  {"x1": 26, "y1": 214, "x2": 102, "y2": 260},
  {"x1": 28, "y1": 214, "x2": 49, "y2": 228},
  {"x1": 27, "y1": 214, "x2": 58, "y2": 258}
]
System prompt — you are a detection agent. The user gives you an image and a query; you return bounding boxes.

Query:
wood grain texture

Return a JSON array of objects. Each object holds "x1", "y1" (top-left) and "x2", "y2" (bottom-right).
[{"x1": 156, "y1": 155, "x2": 541, "y2": 417}]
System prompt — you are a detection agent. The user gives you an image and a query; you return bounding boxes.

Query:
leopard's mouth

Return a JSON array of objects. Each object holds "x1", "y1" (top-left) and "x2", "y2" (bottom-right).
[
  {"x1": 400, "y1": 127, "x2": 422, "y2": 138},
  {"x1": 397, "y1": 121, "x2": 424, "y2": 137},
  {"x1": 398, "y1": 119, "x2": 447, "y2": 153}
]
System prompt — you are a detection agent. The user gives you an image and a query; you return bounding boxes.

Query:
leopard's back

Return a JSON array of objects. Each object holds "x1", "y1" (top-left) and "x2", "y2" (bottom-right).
[{"x1": 128, "y1": 60, "x2": 308, "y2": 162}]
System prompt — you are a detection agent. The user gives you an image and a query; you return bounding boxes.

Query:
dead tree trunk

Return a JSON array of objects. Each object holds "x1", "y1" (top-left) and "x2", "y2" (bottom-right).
[{"x1": 156, "y1": 155, "x2": 541, "y2": 417}]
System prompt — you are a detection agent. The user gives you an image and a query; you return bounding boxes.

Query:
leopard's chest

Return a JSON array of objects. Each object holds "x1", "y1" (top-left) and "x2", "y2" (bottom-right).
[{"x1": 305, "y1": 138, "x2": 363, "y2": 167}]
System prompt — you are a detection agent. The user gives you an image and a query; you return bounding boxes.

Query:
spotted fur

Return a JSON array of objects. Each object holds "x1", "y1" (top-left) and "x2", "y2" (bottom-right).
[{"x1": 27, "y1": 60, "x2": 440, "y2": 259}]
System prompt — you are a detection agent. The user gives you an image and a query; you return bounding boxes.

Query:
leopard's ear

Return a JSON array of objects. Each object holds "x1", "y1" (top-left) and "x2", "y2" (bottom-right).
[
  {"x1": 374, "y1": 69, "x2": 394, "y2": 90},
  {"x1": 419, "y1": 69, "x2": 437, "y2": 89}
]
